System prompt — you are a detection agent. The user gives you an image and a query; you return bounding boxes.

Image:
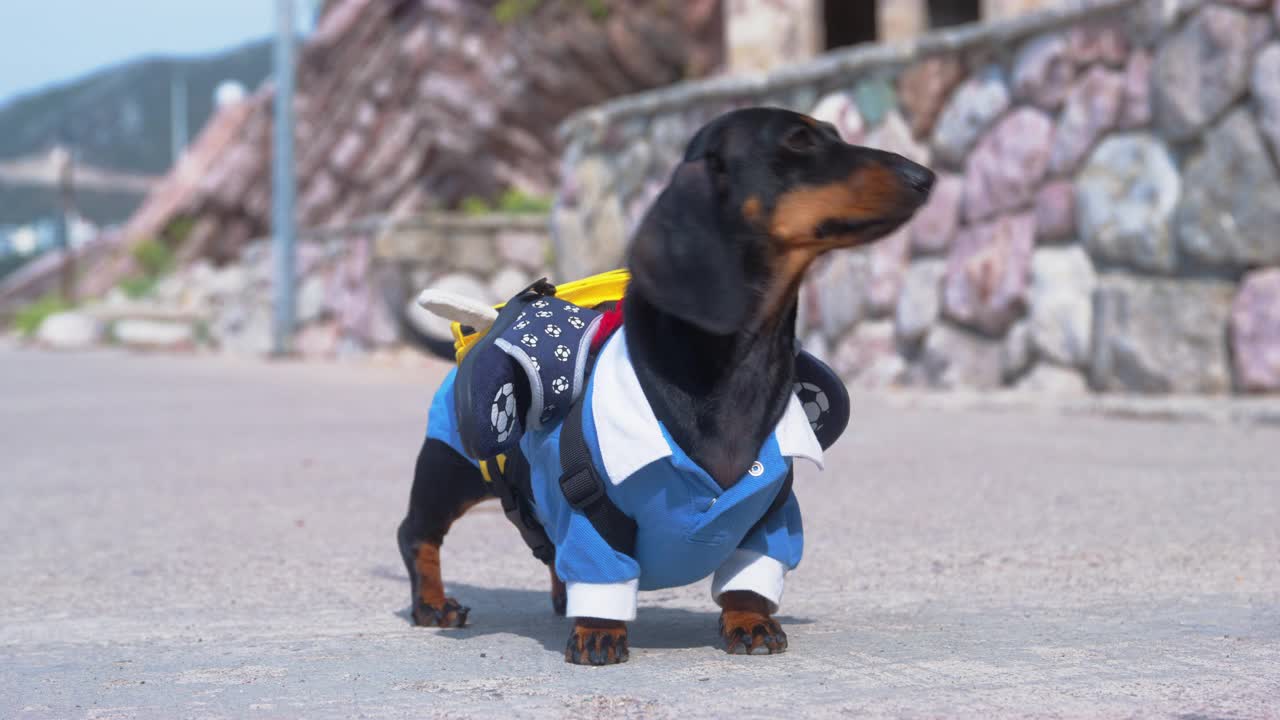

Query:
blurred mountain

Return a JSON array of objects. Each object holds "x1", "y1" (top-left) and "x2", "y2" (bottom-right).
[{"x1": 0, "y1": 39, "x2": 273, "y2": 178}]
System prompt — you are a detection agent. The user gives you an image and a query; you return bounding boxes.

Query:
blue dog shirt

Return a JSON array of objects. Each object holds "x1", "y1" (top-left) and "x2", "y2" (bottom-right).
[{"x1": 426, "y1": 330, "x2": 824, "y2": 621}]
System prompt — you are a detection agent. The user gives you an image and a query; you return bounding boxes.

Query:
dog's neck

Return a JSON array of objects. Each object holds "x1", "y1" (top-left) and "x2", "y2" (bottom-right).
[{"x1": 621, "y1": 288, "x2": 798, "y2": 490}]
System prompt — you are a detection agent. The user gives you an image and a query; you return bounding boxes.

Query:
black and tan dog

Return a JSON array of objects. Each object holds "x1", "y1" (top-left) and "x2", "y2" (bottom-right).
[{"x1": 397, "y1": 107, "x2": 934, "y2": 664}]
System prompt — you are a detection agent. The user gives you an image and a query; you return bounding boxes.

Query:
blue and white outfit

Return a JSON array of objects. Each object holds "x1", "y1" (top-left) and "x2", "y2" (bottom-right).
[{"x1": 426, "y1": 330, "x2": 824, "y2": 621}]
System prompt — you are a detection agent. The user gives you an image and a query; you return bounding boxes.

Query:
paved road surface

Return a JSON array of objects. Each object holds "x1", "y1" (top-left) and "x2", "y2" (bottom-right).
[{"x1": 1, "y1": 347, "x2": 1277, "y2": 719}]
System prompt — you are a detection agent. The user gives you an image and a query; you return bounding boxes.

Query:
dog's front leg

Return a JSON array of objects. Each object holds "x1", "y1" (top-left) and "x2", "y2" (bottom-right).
[
  {"x1": 565, "y1": 617, "x2": 629, "y2": 665},
  {"x1": 718, "y1": 590, "x2": 787, "y2": 655}
]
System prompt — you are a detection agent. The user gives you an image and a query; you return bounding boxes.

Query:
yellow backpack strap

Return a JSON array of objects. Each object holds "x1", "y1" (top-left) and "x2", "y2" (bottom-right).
[{"x1": 477, "y1": 455, "x2": 508, "y2": 484}]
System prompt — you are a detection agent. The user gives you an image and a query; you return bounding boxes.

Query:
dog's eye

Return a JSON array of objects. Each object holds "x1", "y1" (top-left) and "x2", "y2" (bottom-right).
[{"x1": 782, "y1": 127, "x2": 817, "y2": 153}]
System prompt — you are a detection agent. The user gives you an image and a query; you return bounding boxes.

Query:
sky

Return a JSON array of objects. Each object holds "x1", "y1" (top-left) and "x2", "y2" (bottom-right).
[{"x1": 0, "y1": 1, "x2": 319, "y2": 106}]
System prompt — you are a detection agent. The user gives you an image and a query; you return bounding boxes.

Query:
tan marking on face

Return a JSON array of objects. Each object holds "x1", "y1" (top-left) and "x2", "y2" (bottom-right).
[
  {"x1": 768, "y1": 165, "x2": 905, "y2": 247},
  {"x1": 753, "y1": 165, "x2": 913, "y2": 331},
  {"x1": 800, "y1": 115, "x2": 819, "y2": 127},
  {"x1": 742, "y1": 195, "x2": 762, "y2": 223}
]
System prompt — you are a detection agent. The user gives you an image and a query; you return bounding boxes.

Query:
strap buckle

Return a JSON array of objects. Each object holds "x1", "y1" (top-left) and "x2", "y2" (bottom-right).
[{"x1": 559, "y1": 462, "x2": 606, "y2": 509}]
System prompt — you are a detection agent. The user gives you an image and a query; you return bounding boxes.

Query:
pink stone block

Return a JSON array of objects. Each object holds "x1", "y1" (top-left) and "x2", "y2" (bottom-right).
[
  {"x1": 1231, "y1": 268, "x2": 1280, "y2": 392},
  {"x1": 943, "y1": 213, "x2": 1036, "y2": 336},
  {"x1": 963, "y1": 108, "x2": 1053, "y2": 224}
]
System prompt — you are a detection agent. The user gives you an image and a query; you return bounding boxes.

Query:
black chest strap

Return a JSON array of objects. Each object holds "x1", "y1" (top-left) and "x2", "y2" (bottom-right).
[{"x1": 558, "y1": 395, "x2": 638, "y2": 557}]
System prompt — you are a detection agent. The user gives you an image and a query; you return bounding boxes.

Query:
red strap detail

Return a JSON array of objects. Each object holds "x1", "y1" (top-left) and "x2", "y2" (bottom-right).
[{"x1": 591, "y1": 297, "x2": 625, "y2": 352}]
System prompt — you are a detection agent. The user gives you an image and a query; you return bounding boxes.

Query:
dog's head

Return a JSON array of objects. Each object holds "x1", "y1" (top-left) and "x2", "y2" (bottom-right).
[{"x1": 627, "y1": 107, "x2": 935, "y2": 335}]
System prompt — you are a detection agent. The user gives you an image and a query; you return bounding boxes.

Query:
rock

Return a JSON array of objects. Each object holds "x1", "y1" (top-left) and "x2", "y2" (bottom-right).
[
  {"x1": 1254, "y1": 43, "x2": 1280, "y2": 162},
  {"x1": 1076, "y1": 134, "x2": 1181, "y2": 273},
  {"x1": 811, "y1": 251, "x2": 871, "y2": 339},
  {"x1": 496, "y1": 230, "x2": 549, "y2": 273},
  {"x1": 810, "y1": 92, "x2": 865, "y2": 143},
  {"x1": 114, "y1": 319, "x2": 196, "y2": 351},
  {"x1": 488, "y1": 266, "x2": 531, "y2": 302},
  {"x1": 1089, "y1": 275, "x2": 1235, "y2": 394},
  {"x1": 567, "y1": 155, "x2": 613, "y2": 210},
  {"x1": 864, "y1": 110, "x2": 930, "y2": 165},
  {"x1": 1065, "y1": 22, "x2": 1129, "y2": 67},
  {"x1": 851, "y1": 354, "x2": 908, "y2": 390},
  {"x1": 1015, "y1": 364, "x2": 1090, "y2": 395},
  {"x1": 450, "y1": 231, "x2": 500, "y2": 274},
  {"x1": 296, "y1": 273, "x2": 329, "y2": 325},
  {"x1": 295, "y1": 321, "x2": 340, "y2": 359},
  {"x1": 583, "y1": 198, "x2": 629, "y2": 275},
  {"x1": 215, "y1": 305, "x2": 273, "y2": 356},
  {"x1": 613, "y1": 142, "x2": 655, "y2": 206},
  {"x1": 895, "y1": 259, "x2": 946, "y2": 344},
  {"x1": 1119, "y1": 50, "x2": 1152, "y2": 130},
  {"x1": 910, "y1": 173, "x2": 963, "y2": 255},
  {"x1": 35, "y1": 312, "x2": 102, "y2": 350},
  {"x1": 1129, "y1": 0, "x2": 1206, "y2": 44},
  {"x1": 1231, "y1": 268, "x2": 1280, "y2": 392},
  {"x1": 1176, "y1": 108, "x2": 1280, "y2": 269},
  {"x1": 853, "y1": 78, "x2": 897, "y2": 129},
  {"x1": 551, "y1": 206, "x2": 591, "y2": 280},
  {"x1": 364, "y1": 289, "x2": 400, "y2": 347},
  {"x1": 624, "y1": 179, "x2": 665, "y2": 239},
  {"x1": 1011, "y1": 32, "x2": 1075, "y2": 110},
  {"x1": 1002, "y1": 320, "x2": 1034, "y2": 382},
  {"x1": 963, "y1": 108, "x2": 1054, "y2": 223},
  {"x1": 931, "y1": 65, "x2": 1011, "y2": 166},
  {"x1": 897, "y1": 55, "x2": 966, "y2": 137},
  {"x1": 1029, "y1": 246, "x2": 1097, "y2": 368},
  {"x1": 918, "y1": 322, "x2": 1005, "y2": 390},
  {"x1": 832, "y1": 321, "x2": 898, "y2": 383},
  {"x1": 1152, "y1": 4, "x2": 1253, "y2": 141},
  {"x1": 407, "y1": 272, "x2": 494, "y2": 345},
  {"x1": 1034, "y1": 181, "x2": 1076, "y2": 243},
  {"x1": 866, "y1": 229, "x2": 912, "y2": 316},
  {"x1": 943, "y1": 213, "x2": 1035, "y2": 336},
  {"x1": 1049, "y1": 65, "x2": 1125, "y2": 175}
]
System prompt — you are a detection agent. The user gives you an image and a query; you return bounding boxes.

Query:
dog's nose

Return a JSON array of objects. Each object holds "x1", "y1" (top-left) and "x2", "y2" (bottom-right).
[{"x1": 892, "y1": 158, "x2": 935, "y2": 196}]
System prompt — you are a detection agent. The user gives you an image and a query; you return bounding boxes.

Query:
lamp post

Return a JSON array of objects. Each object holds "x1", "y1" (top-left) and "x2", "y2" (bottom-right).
[
  {"x1": 272, "y1": 0, "x2": 297, "y2": 356},
  {"x1": 51, "y1": 144, "x2": 77, "y2": 304}
]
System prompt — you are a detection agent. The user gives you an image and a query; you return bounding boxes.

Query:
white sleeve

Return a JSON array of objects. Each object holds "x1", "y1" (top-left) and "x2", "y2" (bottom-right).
[
  {"x1": 565, "y1": 579, "x2": 639, "y2": 621},
  {"x1": 710, "y1": 549, "x2": 787, "y2": 614}
]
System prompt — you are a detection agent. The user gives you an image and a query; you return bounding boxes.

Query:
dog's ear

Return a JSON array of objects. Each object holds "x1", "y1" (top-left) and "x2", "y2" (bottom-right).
[{"x1": 626, "y1": 160, "x2": 749, "y2": 336}]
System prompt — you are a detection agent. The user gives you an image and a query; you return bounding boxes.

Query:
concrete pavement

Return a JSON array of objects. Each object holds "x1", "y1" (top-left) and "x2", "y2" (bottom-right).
[{"x1": 1, "y1": 347, "x2": 1277, "y2": 719}]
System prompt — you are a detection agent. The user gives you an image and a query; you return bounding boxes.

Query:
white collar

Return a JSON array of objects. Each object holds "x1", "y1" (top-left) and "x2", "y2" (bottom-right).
[{"x1": 589, "y1": 330, "x2": 825, "y2": 486}]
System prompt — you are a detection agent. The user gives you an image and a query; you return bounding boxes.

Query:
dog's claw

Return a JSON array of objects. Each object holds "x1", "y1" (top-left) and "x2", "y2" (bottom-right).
[
  {"x1": 413, "y1": 597, "x2": 469, "y2": 628},
  {"x1": 720, "y1": 613, "x2": 787, "y2": 655},
  {"x1": 565, "y1": 621, "x2": 629, "y2": 665}
]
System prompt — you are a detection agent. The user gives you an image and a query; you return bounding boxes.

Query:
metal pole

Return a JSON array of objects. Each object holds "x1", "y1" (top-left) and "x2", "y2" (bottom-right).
[
  {"x1": 53, "y1": 144, "x2": 76, "y2": 304},
  {"x1": 272, "y1": 0, "x2": 297, "y2": 356},
  {"x1": 170, "y1": 66, "x2": 188, "y2": 165}
]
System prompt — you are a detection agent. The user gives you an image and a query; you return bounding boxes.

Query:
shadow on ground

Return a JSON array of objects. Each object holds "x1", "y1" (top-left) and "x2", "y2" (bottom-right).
[{"x1": 391, "y1": 581, "x2": 814, "y2": 654}]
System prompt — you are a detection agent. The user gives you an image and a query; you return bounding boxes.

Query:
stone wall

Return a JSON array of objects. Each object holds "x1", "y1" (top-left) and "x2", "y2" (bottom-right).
[
  {"x1": 552, "y1": 0, "x2": 1280, "y2": 395},
  {"x1": 52, "y1": 214, "x2": 553, "y2": 360}
]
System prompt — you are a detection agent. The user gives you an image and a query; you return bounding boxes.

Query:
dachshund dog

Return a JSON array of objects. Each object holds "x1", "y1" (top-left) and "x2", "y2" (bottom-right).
[{"x1": 397, "y1": 107, "x2": 935, "y2": 665}]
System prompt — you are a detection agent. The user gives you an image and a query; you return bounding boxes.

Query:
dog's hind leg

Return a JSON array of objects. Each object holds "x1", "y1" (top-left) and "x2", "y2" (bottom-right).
[{"x1": 397, "y1": 438, "x2": 491, "y2": 628}]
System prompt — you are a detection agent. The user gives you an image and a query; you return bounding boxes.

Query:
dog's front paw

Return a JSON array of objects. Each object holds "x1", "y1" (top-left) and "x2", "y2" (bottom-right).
[
  {"x1": 412, "y1": 597, "x2": 470, "y2": 628},
  {"x1": 564, "y1": 618, "x2": 629, "y2": 665},
  {"x1": 718, "y1": 591, "x2": 787, "y2": 655},
  {"x1": 720, "y1": 611, "x2": 787, "y2": 654}
]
